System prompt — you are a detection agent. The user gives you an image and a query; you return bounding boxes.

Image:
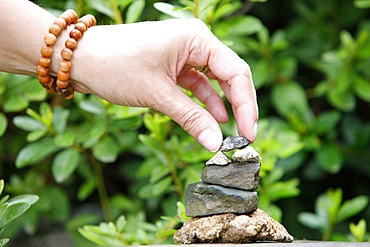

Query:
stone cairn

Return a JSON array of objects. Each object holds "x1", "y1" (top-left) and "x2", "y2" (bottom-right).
[{"x1": 174, "y1": 136, "x2": 293, "y2": 244}]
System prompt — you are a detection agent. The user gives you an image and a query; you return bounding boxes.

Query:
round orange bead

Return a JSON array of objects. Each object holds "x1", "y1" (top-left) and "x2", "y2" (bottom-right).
[
  {"x1": 65, "y1": 9, "x2": 78, "y2": 23},
  {"x1": 54, "y1": 18, "x2": 67, "y2": 29},
  {"x1": 49, "y1": 24, "x2": 62, "y2": 36},
  {"x1": 38, "y1": 56, "x2": 51, "y2": 67},
  {"x1": 59, "y1": 60, "x2": 72, "y2": 72},
  {"x1": 44, "y1": 33, "x2": 57, "y2": 46},
  {"x1": 69, "y1": 29, "x2": 82, "y2": 41},
  {"x1": 56, "y1": 78, "x2": 69, "y2": 88},
  {"x1": 38, "y1": 75, "x2": 50, "y2": 84},
  {"x1": 37, "y1": 65, "x2": 49, "y2": 76},
  {"x1": 86, "y1": 14, "x2": 97, "y2": 26},
  {"x1": 61, "y1": 48, "x2": 73, "y2": 60},
  {"x1": 60, "y1": 13, "x2": 72, "y2": 25},
  {"x1": 74, "y1": 22, "x2": 87, "y2": 34},
  {"x1": 40, "y1": 45, "x2": 53, "y2": 58},
  {"x1": 57, "y1": 71, "x2": 70, "y2": 82},
  {"x1": 65, "y1": 38, "x2": 78, "y2": 50},
  {"x1": 78, "y1": 18, "x2": 90, "y2": 28}
]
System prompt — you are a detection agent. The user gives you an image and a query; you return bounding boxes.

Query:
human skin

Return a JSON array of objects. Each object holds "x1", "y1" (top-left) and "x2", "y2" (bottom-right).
[{"x1": 0, "y1": 0, "x2": 258, "y2": 152}]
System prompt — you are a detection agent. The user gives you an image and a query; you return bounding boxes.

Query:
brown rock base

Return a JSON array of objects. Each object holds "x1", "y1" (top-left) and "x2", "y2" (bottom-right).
[{"x1": 174, "y1": 208, "x2": 293, "y2": 244}]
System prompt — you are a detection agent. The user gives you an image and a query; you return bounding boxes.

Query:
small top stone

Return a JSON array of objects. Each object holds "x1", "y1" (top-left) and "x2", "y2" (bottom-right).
[
  {"x1": 220, "y1": 136, "x2": 250, "y2": 152},
  {"x1": 233, "y1": 146, "x2": 262, "y2": 163},
  {"x1": 206, "y1": 151, "x2": 232, "y2": 166}
]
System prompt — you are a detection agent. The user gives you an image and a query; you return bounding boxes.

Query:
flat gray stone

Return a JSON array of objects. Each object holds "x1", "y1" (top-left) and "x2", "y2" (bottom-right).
[
  {"x1": 202, "y1": 163, "x2": 260, "y2": 191},
  {"x1": 174, "y1": 208, "x2": 293, "y2": 244},
  {"x1": 220, "y1": 136, "x2": 250, "y2": 152},
  {"x1": 185, "y1": 182, "x2": 258, "y2": 217},
  {"x1": 205, "y1": 151, "x2": 231, "y2": 166}
]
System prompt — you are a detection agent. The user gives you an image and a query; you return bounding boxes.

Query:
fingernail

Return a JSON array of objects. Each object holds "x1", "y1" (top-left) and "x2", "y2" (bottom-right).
[
  {"x1": 253, "y1": 122, "x2": 258, "y2": 139},
  {"x1": 198, "y1": 128, "x2": 222, "y2": 152}
]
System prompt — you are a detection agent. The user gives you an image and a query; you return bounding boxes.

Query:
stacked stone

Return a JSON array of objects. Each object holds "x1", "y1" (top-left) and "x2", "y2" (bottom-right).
[
  {"x1": 174, "y1": 136, "x2": 294, "y2": 244},
  {"x1": 185, "y1": 136, "x2": 262, "y2": 217}
]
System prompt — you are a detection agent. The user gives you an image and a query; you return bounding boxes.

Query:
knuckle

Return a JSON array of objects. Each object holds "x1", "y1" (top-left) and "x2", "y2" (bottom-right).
[{"x1": 180, "y1": 107, "x2": 204, "y2": 133}]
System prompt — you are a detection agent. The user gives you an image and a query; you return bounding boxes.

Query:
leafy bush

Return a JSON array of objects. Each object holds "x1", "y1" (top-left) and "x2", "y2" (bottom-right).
[{"x1": 0, "y1": 0, "x2": 369, "y2": 245}]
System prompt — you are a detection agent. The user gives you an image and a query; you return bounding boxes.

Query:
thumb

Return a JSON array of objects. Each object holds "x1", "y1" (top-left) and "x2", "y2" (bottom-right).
[{"x1": 157, "y1": 87, "x2": 223, "y2": 152}]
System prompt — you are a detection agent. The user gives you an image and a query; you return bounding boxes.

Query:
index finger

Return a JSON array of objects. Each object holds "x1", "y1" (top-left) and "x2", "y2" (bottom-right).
[{"x1": 205, "y1": 41, "x2": 258, "y2": 142}]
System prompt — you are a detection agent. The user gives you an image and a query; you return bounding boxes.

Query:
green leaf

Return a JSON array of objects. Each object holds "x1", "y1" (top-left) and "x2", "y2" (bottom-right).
[
  {"x1": 52, "y1": 106, "x2": 70, "y2": 133},
  {"x1": 13, "y1": 116, "x2": 45, "y2": 132},
  {"x1": 3, "y1": 93, "x2": 28, "y2": 112},
  {"x1": 328, "y1": 88, "x2": 356, "y2": 112},
  {"x1": 315, "y1": 142, "x2": 343, "y2": 173},
  {"x1": 92, "y1": 136, "x2": 119, "y2": 163},
  {"x1": 152, "y1": 177, "x2": 172, "y2": 196},
  {"x1": 0, "y1": 180, "x2": 4, "y2": 196},
  {"x1": 39, "y1": 102, "x2": 53, "y2": 125},
  {"x1": 156, "y1": 229, "x2": 176, "y2": 239},
  {"x1": 52, "y1": 149, "x2": 80, "y2": 183},
  {"x1": 354, "y1": 76, "x2": 370, "y2": 102},
  {"x1": 153, "y1": 2, "x2": 194, "y2": 18},
  {"x1": 15, "y1": 139, "x2": 61, "y2": 168},
  {"x1": 77, "y1": 181, "x2": 96, "y2": 201},
  {"x1": 27, "y1": 129, "x2": 48, "y2": 142},
  {"x1": 116, "y1": 215, "x2": 127, "y2": 233},
  {"x1": 337, "y1": 196, "x2": 369, "y2": 223},
  {"x1": 313, "y1": 111, "x2": 341, "y2": 135},
  {"x1": 0, "y1": 238, "x2": 9, "y2": 247},
  {"x1": 7, "y1": 194, "x2": 39, "y2": 206},
  {"x1": 298, "y1": 212, "x2": 325, "y2": 230},
  {"x1": 53, "y1": 133, "x2": 75, "y2": 148},
  {"x1": 0, "y1": 203, "x2": 30, "y2": 229},
  {"x1": 354, "y1": 0, "x2": 370, "y2": 8},
  {"x1": 349, "y1": 219, "x2": 367, "y2": 242},
  {"x1": 271, "y1": 81, "x2": 309, "y2": 119},
  {"x1": 126, "y1": 0, "x2": 145, "y2": 23},
  {"x1": 0, "y1": 113, "x2": 7, "y2": 137},
  {"x1": 89, "y1": 0, "x2": 115, "y2": 19},
  {"x1": 79, "y1": 98, "x2": 105, "y2": 114}
]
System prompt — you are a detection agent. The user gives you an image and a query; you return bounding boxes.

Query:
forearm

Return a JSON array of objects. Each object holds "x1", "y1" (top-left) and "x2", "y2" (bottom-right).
[{"x1": 0, "y1": 0, "x2": 66, "y2": 76}]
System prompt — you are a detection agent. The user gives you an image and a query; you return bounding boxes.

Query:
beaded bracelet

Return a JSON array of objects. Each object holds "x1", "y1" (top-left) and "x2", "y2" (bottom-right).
[
  {"x1": 37, "y1": 10, "x2": 96, "y2": 99},
  {"x1": 56, "y1": 14, "x2": 96, "y2": 99}
]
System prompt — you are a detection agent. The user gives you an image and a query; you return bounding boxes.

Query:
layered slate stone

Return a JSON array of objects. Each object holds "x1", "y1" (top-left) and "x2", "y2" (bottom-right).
[
  {"x1": 202, "y1": 163, "x2": 260, "y2": 191},
  {"x1": 185, "y1": 182, "x2": 258, "y2": 217},
  {"x1": 220, "y1": 136, "x2": 250, "y2": 152}
]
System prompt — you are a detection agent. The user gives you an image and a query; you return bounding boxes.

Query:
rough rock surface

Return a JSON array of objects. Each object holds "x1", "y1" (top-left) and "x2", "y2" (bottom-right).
[
  {"x1": 220, "y1": 136, "x2": 250, "y2": 152},
  {"x1": 205, "y1": 151, "x2": 231, "y2": 166},
  {"x1": 233, "y1": 146, "x2": 262, "y2": 163},
  {"x1": 202, "y1": 163, "x2": 260, "y2": 191},
  {"x1": 174, "y1": 208, "x2": 293, "y2": 244},
  {"x1": 185, "y1": 182, "x2": 258, "y2": 217}
]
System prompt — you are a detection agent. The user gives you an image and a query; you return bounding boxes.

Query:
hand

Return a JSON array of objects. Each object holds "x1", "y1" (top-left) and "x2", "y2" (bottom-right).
[{"x1": 71, "y1": 18, "x2": 258, "y2": 152}]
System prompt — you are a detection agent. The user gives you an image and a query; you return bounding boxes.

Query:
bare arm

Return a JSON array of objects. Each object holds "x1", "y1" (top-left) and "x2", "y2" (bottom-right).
[{"x1": 0, "y1": 0, "x2": 258, "y2": 151}]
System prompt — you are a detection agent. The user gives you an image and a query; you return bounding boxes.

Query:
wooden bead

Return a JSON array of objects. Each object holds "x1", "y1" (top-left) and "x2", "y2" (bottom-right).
[
  {"x1": 36, "y1": 65, "x2": 49, "y2": 76},
  {"x1": 69, "y1": 29, "x2": 82, "y2": 41},
  {"x1": 78, "y1": 18, "x2": 90, "y2": 28},
  {"x1": 74, "y1": 22, "x2": 87, "y2": 34},
  {"x1": 38, "y1": 56, "x2": 51, "y2": 67},
  {"x1": 59, "y1": 60, "x2": 72, "y2": 72},
  {"x1": 54, "y1": 18, "x2": 67, "y2": 30},
  {"x1": 65, "y1": 9, "x2": 78, "y2": 23},
  {"x1": 86, "y1": 14, "x2": 97, "y2": 26},
  {"x1": 56, "y1": 78, "x2": 69, "y2": 89},
  {"x1": 57, "y1": 71, "x2": 70, "y2": 82},
  {"x1": 49, "y1": 24, "x2": 62, "y2": 37},
  {"x1": 44, "y1": 33, "x2": 57, "y2": 45},
  {"x1": 38, "y1": 75, "x2": 50, "y2": 84},
  {"x1": 65, "y1": 38, "x2": 77, "y2": 50},
  {"x1": 40, "y1": 45, "x2": 53, "y2": 58},
  {"x1": 61, "y1": 48, "x2": 73, "y2": 60},
  {"x1": 60, "y1": 13, "x2": 72, "y2": 25}
]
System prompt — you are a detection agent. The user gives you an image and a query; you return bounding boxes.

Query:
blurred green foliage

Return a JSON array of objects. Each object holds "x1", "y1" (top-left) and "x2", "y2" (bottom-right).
[{"x1": 0, "y1": 0, "x2": 369, "y2": 246}]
